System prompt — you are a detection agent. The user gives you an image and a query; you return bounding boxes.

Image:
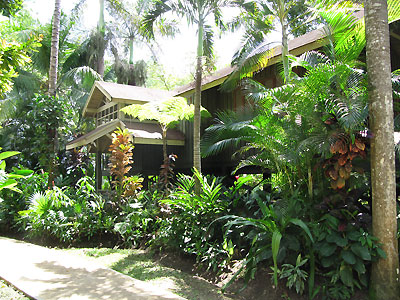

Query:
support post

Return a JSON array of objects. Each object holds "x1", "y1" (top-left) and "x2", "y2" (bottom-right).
[{"x1": 95, "y1": 150, "x2": 102, "y2": 191}]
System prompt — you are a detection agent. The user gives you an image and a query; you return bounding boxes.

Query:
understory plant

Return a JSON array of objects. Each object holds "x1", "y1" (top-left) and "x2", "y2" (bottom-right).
[
  {"x1": 153, "y1": 170, "x2": 253, "y2": 272},
  {"x1": 279, "y1": 254, "x2": 309, "y2": 295},
  {"x1": 108, "y1": 128, "x2": 143, "y2": 205},
  {"x1": 18, "y1": 176, "x2": 114, "y2": 243}
]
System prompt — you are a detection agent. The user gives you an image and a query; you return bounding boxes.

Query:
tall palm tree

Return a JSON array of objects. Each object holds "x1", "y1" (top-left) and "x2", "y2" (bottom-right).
[
  {"x1": 142, "y1": 0, "x2": 237, "y2": 193},
  {"x1": 106, "y1": 0, "x2": 176, "y2": 86},
  {"x1": 365, "y1": 0, "x2": 400, "y2": 298},
  {"x1": 48, "y1": 0, "x2": 61, "y2": 96}
]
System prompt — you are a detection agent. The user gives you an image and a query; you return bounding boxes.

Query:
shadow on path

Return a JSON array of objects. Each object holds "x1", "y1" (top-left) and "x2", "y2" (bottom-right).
[{"x1": 24, "y1": 260, "x2": 179, "y2": 300}]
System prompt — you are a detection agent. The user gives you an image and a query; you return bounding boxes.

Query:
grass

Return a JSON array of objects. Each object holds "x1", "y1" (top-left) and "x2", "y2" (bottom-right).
[
  {"x1": 0, "y1": 279, "x2": 31, "y2": 300},
  {"x1": 61, "y1": 247, "x2": 236, "y2": 300}
]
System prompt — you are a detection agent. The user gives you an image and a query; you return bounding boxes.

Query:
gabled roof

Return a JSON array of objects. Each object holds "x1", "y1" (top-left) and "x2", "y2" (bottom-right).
[{"x1": 83, "y1": 81, "x2": 174, "y2": 117}]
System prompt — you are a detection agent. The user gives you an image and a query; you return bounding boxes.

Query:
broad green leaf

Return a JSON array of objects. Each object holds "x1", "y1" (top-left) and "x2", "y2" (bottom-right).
[
  {"x1": 339, "y1": 265, "x2": 354, "y2": 287},
  {"x1": 321, "y1": 256, "x2": 335, "y2": 268},
  {"x1": 272, "y1": 230, "x2": 282, "y2": 287},
  {"x1": 0, "y1": 179, "x2": 18, "y2": 191},
  {"x1": 351, "y1": 243, "x2": 371, "y2": 261},
  {"x1": 327, "y1": 232, "x2": 348, "y2": 247},
  {"x1": 353, "y1": 257, "x2": 366, "y2": 274},
  {"x1": 376, "y1": 247, "x2": 387, "y2": 259},
  {"x1": 290, "y1": 218, "x2": 314, "y2": 243},
  {"x1": 341, "y1": 249, "x2": 356, "y2": 265},
  {"x1": 0, "y1": 151, "x2": 20, "y2": 160},
  {"x1": 347, "y1": 230, "x2": 361, "y2": 241},
  {"x1": 12, "y1": 169, "x2": 33, "y2": 176},
  {"x1": 319, "y1": 242, "x2": 337, "y2": 257},
  {"x1": 358, "y1": 273, "x2": 368, "y2": 287}
]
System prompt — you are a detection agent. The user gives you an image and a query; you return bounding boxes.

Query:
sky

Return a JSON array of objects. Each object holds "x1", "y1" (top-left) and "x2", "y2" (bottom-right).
[{"x1": 22, "y1": 0, "x2": 247, "y2": 77}]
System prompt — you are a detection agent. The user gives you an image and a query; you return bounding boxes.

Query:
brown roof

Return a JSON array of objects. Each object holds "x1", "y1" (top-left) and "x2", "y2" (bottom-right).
[
  {"x1": 173, "y1": 66, "x2": 234, "y2": 97},
  {"x1": 83, "y1": 81, "x2": 174, "y2": 117}
]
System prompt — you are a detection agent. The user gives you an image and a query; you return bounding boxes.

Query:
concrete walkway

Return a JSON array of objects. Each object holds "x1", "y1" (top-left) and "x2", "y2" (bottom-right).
[{"x1": 0, "y1": 237, "x2": 184, "y2": 300}]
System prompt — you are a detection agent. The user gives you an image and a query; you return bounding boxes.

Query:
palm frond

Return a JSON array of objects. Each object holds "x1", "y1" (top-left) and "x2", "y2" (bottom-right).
[
  {"x1": 388, "y1": 0, "x2": 400, "y2": 23},
  {"x1": 203, "y1": 24, "x2": 214, "y2": 60},
  {"x1": 320, "y1": 6, "x2": 365, "y2": 63},
  {"x1": 141, "y1": 0, "x2": 173, "y2": 39},
  {"x1": 392, "y1": 69, "x2": 400, "y2": 100},
  {"x1": 201, "y1": 109, "x2": 258, "y2": 157},
  {"x1": 60, "y1": 66, "x2": 102, "y2": 89},
  {"x1": 221, "y1": 40, "x2": 278, "y2": 92}
]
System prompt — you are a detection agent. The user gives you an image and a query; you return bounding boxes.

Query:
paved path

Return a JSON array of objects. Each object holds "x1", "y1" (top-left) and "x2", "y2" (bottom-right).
[{"x1": 0, "y1": 237, "x2": 184, "y2": 300}]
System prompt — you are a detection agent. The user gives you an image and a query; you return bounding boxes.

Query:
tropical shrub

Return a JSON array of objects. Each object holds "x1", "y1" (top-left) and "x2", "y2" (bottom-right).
[
  {"x1": 19, "y1": 176, "x2": 114, "y2": 243},
  {"x1": 312, "y1": 214, "x2": 385, "y2": 299},
  {"x1": 114, "y1": 191, "x2": 161, "y2": 247},
  {"x1": 108, "y1": 128, "x2": 143, "y2": 205},
  {"x1": 279, "y1": 254, "x2": 308, "y2": 295},
  {"x1": 152, "y1": 170, "x2": 236, "y2": 271},
  {"x1": 0, "y1": 152, "x2": 34, "y2": 232}
]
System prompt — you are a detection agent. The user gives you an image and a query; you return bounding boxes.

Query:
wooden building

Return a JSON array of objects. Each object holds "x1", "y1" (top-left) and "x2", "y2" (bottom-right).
[{"x1": 66, "y1": 15, "x2": 400, "y2": 188}]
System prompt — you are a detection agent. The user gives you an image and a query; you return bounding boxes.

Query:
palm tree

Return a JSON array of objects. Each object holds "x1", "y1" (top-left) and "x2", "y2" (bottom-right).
[
  {"x1": 106, "y1": 0, "x2": 176, "y2": 86},
  {"x1": 46, "y1": 0, "x2": 62, "y2": 186},
  {"x1": 48, "y1": 0, "x2": 61, "y2": 96},
  {"x1": 142, "y1": 0, "x2": 236, "y2": 193},
  {"x1": 365, "y1": 0, "x2": 400, "y2": 298}
]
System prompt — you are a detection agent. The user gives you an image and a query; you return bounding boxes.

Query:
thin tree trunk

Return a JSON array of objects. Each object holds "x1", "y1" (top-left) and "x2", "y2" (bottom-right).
[
  {"x1": 281, "y1": 18, "x2": 289, "y2": 83},
  {"x1": 277, "y1": 0, "x2": 289, "y2": 83},
  {"x1": 129, "y1": 36, "x2": 134, "y2": 65},
  {"x1": 365, "y1": 1, "x2": 400, "y2": 299},
  {"x1": 48, "y1": 0, "x2": 61, "y2": 96},
  {"x1": 47, "y1": 0, "x2": 61, "y2": 187},
  {"x1": 97, "y1": 0, "x2": 105, "y2": 77},
  {"x1": 194, "y1": 18, "x2": 204, "y2": 195},
  {"x1": 162, "y1": 127, "x2": 168, "y2": 164}
]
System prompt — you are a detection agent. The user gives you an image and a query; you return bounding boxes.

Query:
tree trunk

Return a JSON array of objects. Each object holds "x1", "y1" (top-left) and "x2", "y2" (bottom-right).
[
  {"x1": 194, "y1": 18, "x2": 204, "y2": 195},
  {"x1": 47, "y1": 0, "x2": 61, "y2": 187},
  {"x1": 97, "y1": 0, "x2": 105, "y2": 77},
  {"x1": 48, "y1": 0, "x2": 61, "y2": 96},
  {"x1": 277, "y1": 0, "x2": 289, "y2": 83},
  {"x1": 281, "y1": 17, "x2": 289, "y2": 83},
  {"x1": 129, "y1": 36, "x2": 134, "y2": 65},
  {"x1": 365, "y1": 1, "x2": 400, "y2": 299},
  {"x1": 162, "y1": 127, "x2": 168, "y2": 164}
]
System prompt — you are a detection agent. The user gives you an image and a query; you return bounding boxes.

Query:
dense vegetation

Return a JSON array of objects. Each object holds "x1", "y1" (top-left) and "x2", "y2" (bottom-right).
[{"x1": 0, "y1": 1, "x2": 399, "y2": 300}]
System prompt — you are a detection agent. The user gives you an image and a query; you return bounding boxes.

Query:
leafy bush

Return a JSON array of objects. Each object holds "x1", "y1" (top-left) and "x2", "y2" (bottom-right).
[
  {"x1": 153, "y1": 170, "x2": 234, "y2": 271},
  {"x1": 19, "y1": 176, "x2": 114, "y2": 243},
  {"x1": 279, "y1": 254, "x2": 308, "y2": 295},
  {"x1": 312, "y1": 214, "x2": 385, "y2": 298},
  {"x1": 114, "y1": 190, "x2": 161, "y2": 247}
]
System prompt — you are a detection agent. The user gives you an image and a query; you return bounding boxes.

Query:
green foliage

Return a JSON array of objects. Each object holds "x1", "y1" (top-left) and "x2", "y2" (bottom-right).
[
  {"x1": 19, "y1": 176, "x2": 114, "y2": 243},
  {"x1": 279, "y1": 254, "x2": 308, "y2": 295},
  {"x1": 0, "y1": 152, "x2": 33, "y2": 230},
  {"x1": 122, "y1": 96, "x2": 200, "y2": 128},
  {"x1": 0, "y1": 37, "x2": 39, "y2": 99},
  {"x1": 114, "y1": 191, "x2": 160, "y2": 247},
  {"x1": 312, "y1": 214, "x2": 386, "y2": 298},
  {"x1": 219, "y1": 194, "x2": 314, "y2": 291},
  {"x1": 0, "y1": 0, "x2": 23, "y2": 17},
  {"x1": 153, "y1": 170, "x2": 246, "y2": 272}
]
